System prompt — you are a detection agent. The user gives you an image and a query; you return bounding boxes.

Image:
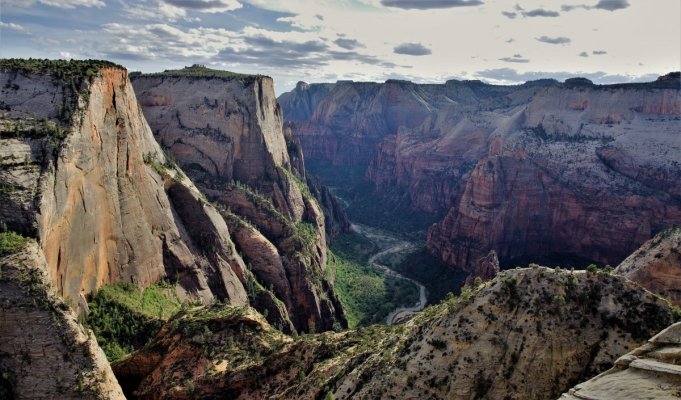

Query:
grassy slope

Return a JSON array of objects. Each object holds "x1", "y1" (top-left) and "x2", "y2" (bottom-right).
[{"x1": 85, "y1": 282, "x2": 181, "y2": 362}]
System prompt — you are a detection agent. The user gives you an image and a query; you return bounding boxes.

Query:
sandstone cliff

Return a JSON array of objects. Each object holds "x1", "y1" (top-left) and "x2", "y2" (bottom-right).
[
  {"x1": 560, "y1": 321, "x2": 681, "y2": 400},
  {"x1": 616, "y1": 227, "x2": 681, "y2": 305},
  {"x1": 0, "y1": 60, "x2": 248, "y2": 310},
  {"x1": 113, "y1": 267, "x2": 676, "y2": 400},
  {"x1": 131, "y1": 66, "x2": 346, "y2": 333},
  {"x1": 280, "y1": 73, "x2": 681, "y2": 275},
  {"x1": 0, "y1": 241, "x2": 125, "y2": 399}
]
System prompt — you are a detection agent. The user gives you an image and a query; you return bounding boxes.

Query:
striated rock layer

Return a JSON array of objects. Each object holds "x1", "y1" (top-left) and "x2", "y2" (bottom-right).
[
  {"x1": 616, "y1": 227, "x2": 681, "y2": 305},
  {"x1": 114, "y1": 267, "x2": 676, "y2": 400},
  {"x1": 560, "y1": 321, "x2": 681, "y2": 400},
  {"x1": 280, "y1": 74, "x2": 681, "y2": 275},
  {"x1": 132, "y1": 68, "x2": 346, "y2": 333}
]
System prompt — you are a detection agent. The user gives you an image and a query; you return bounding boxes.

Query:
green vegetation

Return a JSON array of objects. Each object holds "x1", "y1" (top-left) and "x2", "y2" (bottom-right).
[
  {"x1": 166, "y1": 303, "x2": 287, "y2": 372},
  {"x1": 85, "y1": 281, "x2": 181, "y2": 362},
  {"x1": 329, "y1": 233, "x2": 419, "y2": 328},
  {"x1": 143, "y1": 151, "x2": 178, "y2": 178},
  {"x1": 0, "y1": 118, "x2": 67, "y2": 139},
  {"x1": 0, "y1": 58, "x2": 123, "y2": 78},
  {"x1": 277, "y1": 165, "x2": 313, "y2": 200},
  {"x1": 0, "y1": 231, "x2": 29, "y2": 255},
  {"x1": 136, "y1": 64, "x2": 264, "y2": 83},
  {"x1": 305, "y1": 160, "x2": 439, "y2": 239},
  {"x1": 393, "y1": 248, "x2": 468, "y2": 305}
]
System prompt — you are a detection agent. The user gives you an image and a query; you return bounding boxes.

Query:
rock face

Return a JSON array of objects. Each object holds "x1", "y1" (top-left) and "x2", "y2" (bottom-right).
[
  {"x1": 560, "y1": 322, "x2": 681, "y2": 400},
  {"x1": 0, "y1": 61, "x2": 248, "y2": 310},
  {"x1": 616, "y1": 227, "x2": 681, "y2": 305},
  {"x1": 131, "y1": 67, "x2": 346, "y2": 333},
  {"x1": 113, "y1": 267, "x2": 675, "y2": 400},
  {"x1": 0, "y1": 242, "x2": 125, "y2": 399},
  {"x1": 280, "y1": 73, "x2": 681, "y2": 275}
]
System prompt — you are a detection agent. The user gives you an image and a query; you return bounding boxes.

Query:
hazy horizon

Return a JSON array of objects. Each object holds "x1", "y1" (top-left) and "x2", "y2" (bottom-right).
[{"x1": 1, "y1": 0, "x2": 679, "y2": 94}]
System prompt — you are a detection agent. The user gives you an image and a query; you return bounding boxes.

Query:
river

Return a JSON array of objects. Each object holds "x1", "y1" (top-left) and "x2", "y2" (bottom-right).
[{"x1": 349, "y1": 223, "x2": 427, "y2": 324}]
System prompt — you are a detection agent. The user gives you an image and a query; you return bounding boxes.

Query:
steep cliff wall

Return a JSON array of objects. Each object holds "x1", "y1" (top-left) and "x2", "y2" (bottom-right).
[
  {"x1": 280, "y1": 73, "x2": 681, "y2": 274},
  {"x1": 0, "y1": 60, "x2": 248, "y2": 309},
  {"x1": 132, "y1": 67, "x2": 346, "y2": 333}
]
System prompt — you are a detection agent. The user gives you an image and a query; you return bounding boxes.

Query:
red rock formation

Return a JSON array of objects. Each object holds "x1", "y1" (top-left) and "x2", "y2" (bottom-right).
[{"x1": 280, "y1": 74, "x2": 681, "y2": 274}]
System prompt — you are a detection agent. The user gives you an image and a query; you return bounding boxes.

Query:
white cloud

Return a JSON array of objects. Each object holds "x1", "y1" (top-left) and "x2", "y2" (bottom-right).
[
  {"x1": 162, "y1": 0, "x2": 241, "y2": 13},
  {"x1": 121, "y1": 1, "x2": 198, "y2": 22},
  {"x1": 4, "y1": 0, "x2": 105, "y2": 8},
  {"x1": 0, "y1": 22, "x2": 25, "y2": 31}
]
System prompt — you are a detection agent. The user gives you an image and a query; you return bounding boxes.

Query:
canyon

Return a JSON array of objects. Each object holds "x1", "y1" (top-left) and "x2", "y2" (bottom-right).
[
  {"x1": 280, "y1": 74, "x2": 681, "y2": 277},
  {"x1": 0, "y1": 59, "x2": 679, "y2": 400}
]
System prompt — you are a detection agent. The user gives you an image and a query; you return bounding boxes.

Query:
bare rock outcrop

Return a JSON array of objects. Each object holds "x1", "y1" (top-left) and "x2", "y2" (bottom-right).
[
  {"x1": 0, "y1": 242, "x2": 125, "y2": 399},
  {"x1": 560, "y1": 321, "x2": 681, "y2": 400},
  {"x1": 616, "y1": 227, "x2": 681, "y2": 305}
]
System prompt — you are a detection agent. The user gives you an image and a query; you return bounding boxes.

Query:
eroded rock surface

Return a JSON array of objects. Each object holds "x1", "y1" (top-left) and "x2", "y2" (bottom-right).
[
  {"x1": 616, "y1": 227, "x2": 681, "y2": 305},
  {"x1": 0, "y1": 242, "x2": 125, "y2": 399},
  {"x1": 0, "y1": 62, "x2": 247, "y2": 309},
  {"x1": 560, "y1": 321, "x2": 681, "y2": 400}
]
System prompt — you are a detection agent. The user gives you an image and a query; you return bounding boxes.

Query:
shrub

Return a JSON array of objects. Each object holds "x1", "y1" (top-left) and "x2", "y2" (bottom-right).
[{"x1": 0, "y1": 231, "x2": 29, "y2": 255}]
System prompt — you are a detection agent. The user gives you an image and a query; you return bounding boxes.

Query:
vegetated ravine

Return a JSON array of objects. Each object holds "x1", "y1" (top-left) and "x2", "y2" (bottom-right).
[
  {"x1": 330, "y1": 185, "x2": 427, "y2": 325},
  {"x1": 350, "y1": 223, "x2": 427, "y2": 324}
]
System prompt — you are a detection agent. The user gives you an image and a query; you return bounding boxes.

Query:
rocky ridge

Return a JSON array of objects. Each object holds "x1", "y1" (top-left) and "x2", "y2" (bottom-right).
[
  {"x1": 0, "y1": 242, "x2": 125, "y2": 399},
  {"x1": 280, "y1": 74, "x2": 681, "y2": 275},
  {"x1": 113, "y1": 267, "x2": 676, "y2": 399}
]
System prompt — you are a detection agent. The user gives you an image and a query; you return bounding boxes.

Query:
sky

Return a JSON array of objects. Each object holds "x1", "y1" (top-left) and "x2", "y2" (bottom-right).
[{"x1": 0, "y1": 0, "x2": 679, "y2": 94}]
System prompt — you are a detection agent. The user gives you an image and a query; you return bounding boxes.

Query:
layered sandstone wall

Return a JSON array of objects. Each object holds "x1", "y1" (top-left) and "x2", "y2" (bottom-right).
[{"x1": 281, "y1": 74, "x2": 681, "y2": 274}]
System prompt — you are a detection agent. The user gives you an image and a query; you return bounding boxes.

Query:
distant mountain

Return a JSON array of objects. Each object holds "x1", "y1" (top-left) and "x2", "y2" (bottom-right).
[{"x1": 280, "y1": 73, "x2": 681, "y2": 276}]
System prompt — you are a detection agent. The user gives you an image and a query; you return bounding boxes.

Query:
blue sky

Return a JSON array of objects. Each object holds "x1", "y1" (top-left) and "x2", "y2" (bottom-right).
[{"x1": 1, "y1": 0, "x2": 679, "y2": 94}]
